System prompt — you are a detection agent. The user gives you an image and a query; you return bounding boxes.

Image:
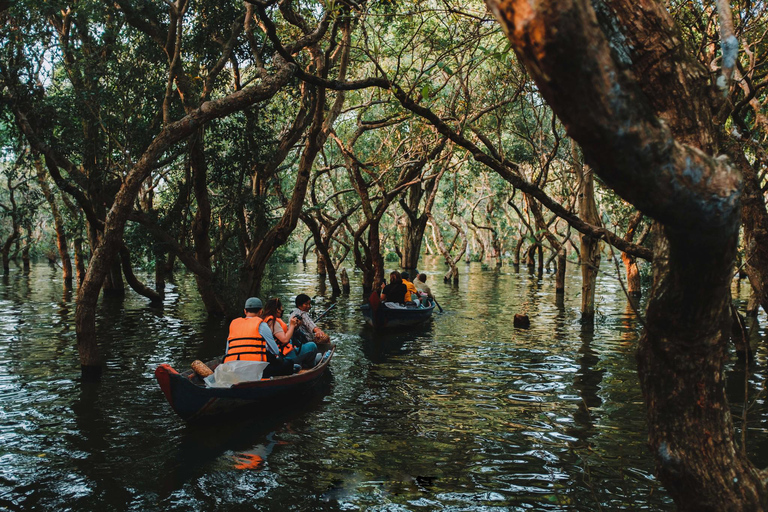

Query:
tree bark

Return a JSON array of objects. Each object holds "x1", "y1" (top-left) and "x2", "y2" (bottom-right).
[
  {"x1": 622, "y1": 211, "x2": 644, "y2": 297},
  {"x1": 73, "y1": 61, "x2": 295, "y2": 377},
  {"x1": 119, "y1": 245, "x2": 162, "y2": 304},
  {"x1": 486, "y1": 0, "x2": 768, "y2": 508},
  {"x1": 36, "y1": 160, "x2": 73, "y2": 282},
  {"x1": 576, "y1": 161, "x2": 601, "y2": 320},
  {"x1": 189, "y1": 128, "x2": 225, "y2": 316}
]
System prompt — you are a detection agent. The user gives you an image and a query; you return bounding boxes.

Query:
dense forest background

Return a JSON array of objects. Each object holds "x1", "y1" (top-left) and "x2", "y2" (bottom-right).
[{"x1": 2, "y1": 0, "x2": 768, "y2": 508}]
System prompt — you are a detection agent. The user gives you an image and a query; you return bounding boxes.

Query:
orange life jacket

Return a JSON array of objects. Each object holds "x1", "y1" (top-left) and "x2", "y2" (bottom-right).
[
  {"x1": 224, "y1": 317, "x2": 268, "y2": 363},
  {"x1": 403, "y1": 279, "x2": 418, "y2": 303},
  {"x1": 264, "y1": 315, "x2": 293, "y2": 357}
]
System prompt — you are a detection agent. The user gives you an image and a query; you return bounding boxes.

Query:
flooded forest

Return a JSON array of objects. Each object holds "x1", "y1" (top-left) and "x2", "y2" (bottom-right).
[{"x1": 1, "y1": 0, "x2": 768, "y2": 510}]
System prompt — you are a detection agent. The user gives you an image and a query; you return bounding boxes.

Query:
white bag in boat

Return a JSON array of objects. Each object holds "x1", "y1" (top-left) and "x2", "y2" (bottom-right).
[{"x1": 204, "y1": 360, "x2": 269, "y2": 388}]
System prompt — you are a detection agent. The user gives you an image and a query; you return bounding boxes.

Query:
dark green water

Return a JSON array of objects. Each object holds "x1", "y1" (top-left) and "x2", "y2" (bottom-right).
[{"x1": 1, "y1": 258, "x2": 765, "y2": 511}]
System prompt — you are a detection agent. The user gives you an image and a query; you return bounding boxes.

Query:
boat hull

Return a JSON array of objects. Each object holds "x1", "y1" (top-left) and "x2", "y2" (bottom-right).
[
  {"x1": 155, "y1": 344, "x2": 335, "y2": 422},
  {"x1": 360, "y1": 302, "x2": 435, "y2": 329}
]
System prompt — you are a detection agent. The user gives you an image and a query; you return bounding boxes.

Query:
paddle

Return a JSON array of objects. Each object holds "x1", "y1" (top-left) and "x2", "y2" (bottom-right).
[
  {"x1": 432, "y1": 298, "x2": 443, "y2": 313},
  {"x1": 314, "y1": 303, "x2": 337, "y2": 322}
]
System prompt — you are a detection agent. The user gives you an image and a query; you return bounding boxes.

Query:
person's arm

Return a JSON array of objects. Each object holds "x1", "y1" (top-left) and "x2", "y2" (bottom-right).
[
  {"x1": 259, "y1": 322, "x2": 280, "y2": 356},
  {"x1": 274, "y1": 317, "x2": 298, "y2": 345}
]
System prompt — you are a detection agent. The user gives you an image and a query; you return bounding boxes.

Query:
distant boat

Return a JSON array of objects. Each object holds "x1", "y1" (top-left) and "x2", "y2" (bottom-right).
[
  {"x1": 360, "y1": 293, "x2": 436, "y2": 329},
  {"x1": 155, "y1": 343, "x2": 335, "y2": 422}
]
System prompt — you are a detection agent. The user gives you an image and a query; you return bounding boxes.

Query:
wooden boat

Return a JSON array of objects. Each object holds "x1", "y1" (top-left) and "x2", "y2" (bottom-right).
[
  {"x1": 360, "y1": 294, "x2": 436, "y2": 329},
  {"x1": 155, "y1": 343, "x2": 335, "y2": 422}
]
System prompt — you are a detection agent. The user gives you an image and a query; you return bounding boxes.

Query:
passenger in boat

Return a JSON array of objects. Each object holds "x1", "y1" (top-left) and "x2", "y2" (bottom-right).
[
  {"x1": 400, "y1": 271, "x2": 419, "y2": 304},
  {"x1": 414, "y1": 273, "x2": 434, "y2": 306},
  {"x1": 290, "y1": 294, "x2": 329, "y2": 346},
  {"x1": 224, "y1": 297, "x2": 295, "y2": 378},
  {"x1": 380, "y1": 271, "x2": 407, "y2": 305},
  {"x1": 263, "y1": 297, "x2": 320, "y2": 369}
]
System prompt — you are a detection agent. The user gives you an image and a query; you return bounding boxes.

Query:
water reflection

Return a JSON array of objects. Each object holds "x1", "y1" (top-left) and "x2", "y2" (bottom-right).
[{"x1": 8, "y1": 260, "x2": 765, "y2": 510}]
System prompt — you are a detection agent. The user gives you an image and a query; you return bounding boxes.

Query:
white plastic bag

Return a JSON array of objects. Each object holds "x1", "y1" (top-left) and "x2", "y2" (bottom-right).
[{"x1": 204, "y1": 360, "x2": 269, "y2": 388}]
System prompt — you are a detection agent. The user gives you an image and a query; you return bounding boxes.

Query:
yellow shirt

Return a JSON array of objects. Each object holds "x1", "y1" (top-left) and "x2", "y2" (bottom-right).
[{"x1": 402, "y1": 279, "x2": 418, "y2": 302}]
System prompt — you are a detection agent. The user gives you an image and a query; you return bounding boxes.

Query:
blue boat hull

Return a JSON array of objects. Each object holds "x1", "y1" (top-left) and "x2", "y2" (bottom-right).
[
  {"x1": 360, "y1": 302, "x2": 435, "y2": 329},
  {"x1": 156, "y1": 345, "x2": 335, "y2": 422}
]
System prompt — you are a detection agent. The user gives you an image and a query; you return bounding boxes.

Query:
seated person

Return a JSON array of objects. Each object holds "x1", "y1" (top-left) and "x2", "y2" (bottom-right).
[
  {"x1": 400, "y1": 271, "x2": 419, "y2": 304},
  {"x1": 289, "y1": 294, "x2": 329, "y2": 345},
  {"x1": 380, "y1": 271, "x2": 407, "y2": 305},
  {"x1": 414, "y1": 273, "x2": 434, "y2": 305},
  {"x1": 223, "y1": 297, "x2": 295, "y2": 378},
  {"x1": 263, "y1": 297, "x2": 320, "y2": 369}
]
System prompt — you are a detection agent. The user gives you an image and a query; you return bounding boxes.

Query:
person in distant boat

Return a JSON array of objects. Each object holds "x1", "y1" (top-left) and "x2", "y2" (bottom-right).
[
  {"x1": 414, "y1": 273, "x2": 434, "y2": 305},
  {"x1": 224, "y1": 297, "x2": 295, "y2": 378},
  {"x1": 290, "y1": 294, "x2": 329, "y2": 345},
  {"x1": 380, "y1": 271, "x2": 407, "y2": 304},
  {"x1": 263, "y1": 297, "x2": 319, "y2": 369},
  {"x1": 400, "y1": 271, "x2": 419, "y2": 304}
]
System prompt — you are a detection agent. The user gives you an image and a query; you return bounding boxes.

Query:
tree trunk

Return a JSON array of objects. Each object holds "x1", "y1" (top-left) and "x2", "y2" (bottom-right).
[
  {"x1": 119, "y1": 245, "x2": 162, "y2": 304},
  {"x1": 576, "y1": 160, "x2": 601, "y2": 320},
  {"x1": 189, "y1": 128, "x2": 225, "y2": 316},
  {"x1": 37, "y1": 163, "x2": 73, "y2": 282},
  {"x1": 622, "y1": 211, "x2": 644, "y2": 297},
  {"x1": 73, "y1": 237, "x2": 86, "y2": 285},
  {"x1": 21, "y1": 223, "x2": 31, "y2": 272},
  {"x1": 401, "y1": 215, "x2": 429, "y2": 271},
  {"x1": 487, "y1": 0, "x2": 768, "y2": 507},
  {"x1": 556, "y1": 249, "x2": 566, "y2": 294}
]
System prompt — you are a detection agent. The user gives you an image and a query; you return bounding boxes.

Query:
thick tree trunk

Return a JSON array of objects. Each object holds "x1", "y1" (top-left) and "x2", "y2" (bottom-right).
[
  {"x1": 401, "y1": 216, "x2": 429, "y2": 271},
  {"x1": 487, "y1": 0, "x2": 768, "y2": 508},
  {"x1": 73, "y1": 61, "x2": 295, "y2": 378},
  {"x1": 73, "y1": 237, "x2": 86, "y2": 285},
  {"x1": 189, "y1": 129, "x2": 225, "y2": 316}
]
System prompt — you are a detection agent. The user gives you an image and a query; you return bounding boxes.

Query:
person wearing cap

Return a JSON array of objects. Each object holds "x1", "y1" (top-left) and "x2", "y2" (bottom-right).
[
  {"x1": 224, "y1": 297, "x2": 294, "y2": 378},
  {"x1": 289, "y1": 294, "x2": 328, "y2": 345},
  {"x1": 400, "y1": 271, "x2": 419, "y2": 304}
]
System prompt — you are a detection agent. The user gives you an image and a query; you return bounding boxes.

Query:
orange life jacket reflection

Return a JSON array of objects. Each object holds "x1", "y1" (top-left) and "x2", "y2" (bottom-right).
[
  {"x1": 264, "y1": 315, "x2": 293, "y2": 356},
  {"x1": 224, "y1": 317, "x2": 268, "y2": 362}
]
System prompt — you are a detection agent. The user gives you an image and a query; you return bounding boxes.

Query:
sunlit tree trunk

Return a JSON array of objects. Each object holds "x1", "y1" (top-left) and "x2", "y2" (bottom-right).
[
  {"x1": 574, "y1": 156, "x2": 601, "y2": 320},
  {"x1": 622, "y1": 211, "x2": 643, "y2": 297}
]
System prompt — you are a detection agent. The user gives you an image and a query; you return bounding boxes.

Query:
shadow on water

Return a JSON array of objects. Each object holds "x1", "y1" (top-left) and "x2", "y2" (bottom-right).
[
  {"x1": 158, "y1": 379, "x2": 333, "y2": 496},
  {"x1": 358, "y1": 322, "x2": 434, "y2": 364}
]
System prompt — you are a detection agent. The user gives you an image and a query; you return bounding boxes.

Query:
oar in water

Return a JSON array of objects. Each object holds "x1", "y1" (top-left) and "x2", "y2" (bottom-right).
[
  {"x1": 433, "y1": 298, "x2": 444, "y2": 313},
  {"x1": 314, "y1": 302, "x2": 337, "y2": 322}
]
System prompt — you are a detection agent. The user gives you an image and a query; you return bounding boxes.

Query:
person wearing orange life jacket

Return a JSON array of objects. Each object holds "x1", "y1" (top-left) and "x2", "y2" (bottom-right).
[
  {"x1": 224, "y1": 297, "x2": 295, "y2": 378},
  {"x1": 400, "y1": 271, "x2": 419, "y2": 304},
  {"x1": 262, "y1": 297, "x2": 320, "y2": 369}
]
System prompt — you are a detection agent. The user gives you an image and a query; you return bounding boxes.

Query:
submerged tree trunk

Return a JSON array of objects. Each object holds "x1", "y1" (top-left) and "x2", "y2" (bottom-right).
[
  {"x1": 37, "y1": 162, "x2": 73, "y2": 283},
  {"x1": 21, "y1": 222, "x2": 31, "y2": 272},
  {"x1": 488, "y1": 0, "x2": 767, "y2": 508},
  {"x1": 575, "y1": 157, "x2": 601, "y2": 320},
  {"x1": 622, "y1": 211, "x2": 644, "y2": 297}
]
